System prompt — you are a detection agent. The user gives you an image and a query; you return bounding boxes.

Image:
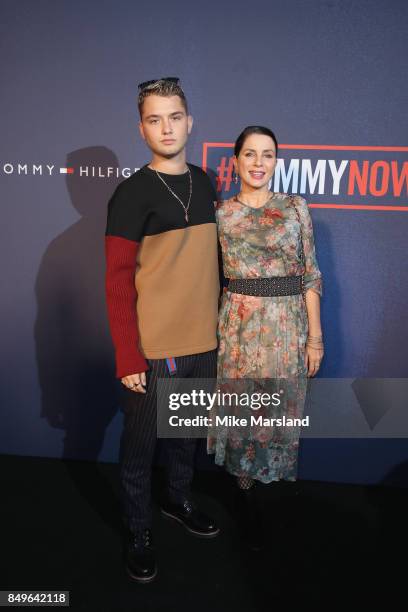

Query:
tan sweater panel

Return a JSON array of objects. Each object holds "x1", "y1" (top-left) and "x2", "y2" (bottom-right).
[{"x1": 135, "y1": 223, "x2": 219, "y2": 359}]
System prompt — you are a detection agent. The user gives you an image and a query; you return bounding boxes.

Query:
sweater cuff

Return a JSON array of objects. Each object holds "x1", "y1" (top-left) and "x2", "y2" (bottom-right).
[{"x1": 115, "y1": 349, "x2": 149, "y2": 379}]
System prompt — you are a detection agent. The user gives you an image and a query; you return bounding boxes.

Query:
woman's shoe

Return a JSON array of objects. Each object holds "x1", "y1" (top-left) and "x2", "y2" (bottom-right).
[{"x1": 236, "y1": 485, "x2": 264, "y2": 552}]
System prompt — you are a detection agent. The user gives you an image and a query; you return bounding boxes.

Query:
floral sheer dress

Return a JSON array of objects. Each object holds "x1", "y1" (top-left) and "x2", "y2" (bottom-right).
[{"x1": 208, "y1": 193, "x2": 322, "y2": 483}]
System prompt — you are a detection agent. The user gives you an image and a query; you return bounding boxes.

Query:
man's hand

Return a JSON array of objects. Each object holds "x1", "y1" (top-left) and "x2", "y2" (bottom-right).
[{"x1": 121, "y1": 372, "x2": 147, "y2": 393}]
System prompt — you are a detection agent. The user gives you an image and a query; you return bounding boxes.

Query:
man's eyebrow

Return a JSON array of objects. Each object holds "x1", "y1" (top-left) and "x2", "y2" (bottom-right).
[{"x1": 144, "y1": 111, "x2": 185, "y2": 120}]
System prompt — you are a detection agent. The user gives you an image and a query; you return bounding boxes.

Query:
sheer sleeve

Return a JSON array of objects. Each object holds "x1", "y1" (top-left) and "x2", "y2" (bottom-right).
[{"x1": 293, "y1": 195, "x2": 323, "y2": 296}]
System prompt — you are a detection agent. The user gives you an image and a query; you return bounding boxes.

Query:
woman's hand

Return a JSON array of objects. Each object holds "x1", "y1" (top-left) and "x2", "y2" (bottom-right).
[
  {"x1": 121, "y1": 372, "x2": 147, "y2": 393},
  {"x1": 305, "y1": 344, "x2": 324, "y2": 377}
]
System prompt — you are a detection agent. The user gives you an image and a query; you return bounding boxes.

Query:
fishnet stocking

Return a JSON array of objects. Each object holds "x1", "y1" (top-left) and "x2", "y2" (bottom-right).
[{"x1": 237, "y1": 474, "x2": 254, "y2": 490}]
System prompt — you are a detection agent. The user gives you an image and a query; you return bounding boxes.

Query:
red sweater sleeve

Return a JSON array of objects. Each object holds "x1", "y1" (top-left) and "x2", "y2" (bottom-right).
[{"x1": 105, "y1": 235, "x2": 148, "y2": 378}]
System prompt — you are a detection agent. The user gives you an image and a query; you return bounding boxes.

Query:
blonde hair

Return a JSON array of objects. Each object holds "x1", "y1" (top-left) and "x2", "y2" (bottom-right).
[{"x1": 138, "y1": 79, "x2": 188, "y2": 117}]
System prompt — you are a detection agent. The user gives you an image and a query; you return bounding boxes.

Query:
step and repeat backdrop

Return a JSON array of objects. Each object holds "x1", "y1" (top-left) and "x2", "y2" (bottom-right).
[{"x1": 1, "y1": 0, "x2": 407, "y2": 484}]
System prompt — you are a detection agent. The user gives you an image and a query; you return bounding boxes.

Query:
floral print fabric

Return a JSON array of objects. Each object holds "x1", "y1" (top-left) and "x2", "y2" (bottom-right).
[{"x1": 208, "y1": 193, "x2": 322, "y2": 483}]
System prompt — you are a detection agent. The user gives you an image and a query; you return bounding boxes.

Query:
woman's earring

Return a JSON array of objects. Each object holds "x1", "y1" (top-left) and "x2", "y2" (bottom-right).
[{"x1": 232, "y1": 172, "x2": 239, "y2": 184}]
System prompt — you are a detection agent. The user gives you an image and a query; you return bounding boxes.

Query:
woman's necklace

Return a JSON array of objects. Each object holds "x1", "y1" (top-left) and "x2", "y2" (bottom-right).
[
  {"x1": 236, "y1": 191, "x2": 273, "y2": 209},
  {"x1": 154, "y1": 166, "x2": 192, "y2": 223}
]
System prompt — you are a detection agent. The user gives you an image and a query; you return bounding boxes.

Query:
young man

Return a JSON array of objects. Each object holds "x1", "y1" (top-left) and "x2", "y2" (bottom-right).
[{"x1": 105, "y1": 78, "x2": 220, "y2": 583}]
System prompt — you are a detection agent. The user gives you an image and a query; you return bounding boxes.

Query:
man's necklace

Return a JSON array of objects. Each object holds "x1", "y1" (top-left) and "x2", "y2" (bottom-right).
[{"x1": 154, "y1": 166, "x2": 192, "y2": 223}]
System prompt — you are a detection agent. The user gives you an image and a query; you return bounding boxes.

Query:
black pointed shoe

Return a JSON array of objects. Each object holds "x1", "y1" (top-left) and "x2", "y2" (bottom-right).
[
  {"x1": 125, "y1": 528, "x2": 157, "y2": 583},
  {"x1": 161, "y1": 499, "x2": 220, "y2": 538}
]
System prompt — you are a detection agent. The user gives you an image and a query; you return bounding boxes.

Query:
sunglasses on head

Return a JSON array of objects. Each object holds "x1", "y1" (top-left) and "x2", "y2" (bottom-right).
[{"x1": 138, "y1": 77, "x2": 180, "y2": 91}]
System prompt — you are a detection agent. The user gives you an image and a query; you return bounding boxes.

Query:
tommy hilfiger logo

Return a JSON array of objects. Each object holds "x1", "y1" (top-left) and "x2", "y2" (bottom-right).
[{"x1": 1, "y1": 163, "x2": 139, "y2": 178}]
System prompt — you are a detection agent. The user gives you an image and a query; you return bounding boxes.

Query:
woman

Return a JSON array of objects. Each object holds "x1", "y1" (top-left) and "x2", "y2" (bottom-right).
[{"x1": 208, "y1": 126, "x2": 323, "y2": 547}]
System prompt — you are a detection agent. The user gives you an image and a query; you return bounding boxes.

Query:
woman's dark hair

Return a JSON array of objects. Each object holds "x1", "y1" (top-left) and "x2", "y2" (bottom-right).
[{"x1": 234, "y1": 125, "x2": 278, "y2": 158}]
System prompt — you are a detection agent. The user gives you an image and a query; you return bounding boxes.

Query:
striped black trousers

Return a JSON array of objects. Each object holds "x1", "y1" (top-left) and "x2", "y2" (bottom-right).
[{"x1": 119, "y1": 349, "x2": 217, "y2": 535}]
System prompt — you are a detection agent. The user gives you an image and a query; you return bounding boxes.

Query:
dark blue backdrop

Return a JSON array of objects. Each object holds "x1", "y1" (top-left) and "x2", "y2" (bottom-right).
[{"x1": 1, "y1": 0, "x2": 407, "y2": 484}]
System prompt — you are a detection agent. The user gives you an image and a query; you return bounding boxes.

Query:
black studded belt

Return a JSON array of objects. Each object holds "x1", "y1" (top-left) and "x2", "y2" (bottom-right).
[{"x1": 227, "y1": 275, "x2": 304, "y2": 297}]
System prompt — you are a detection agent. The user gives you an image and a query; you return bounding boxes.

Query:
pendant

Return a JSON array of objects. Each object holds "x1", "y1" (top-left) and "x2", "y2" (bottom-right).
[{"x1": 185, "y1": 212, "x2": 189, "y2": 223}]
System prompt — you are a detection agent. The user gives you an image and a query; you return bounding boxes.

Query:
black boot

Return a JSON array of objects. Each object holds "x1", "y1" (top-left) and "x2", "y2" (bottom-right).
[
  {"x1": 236, "y1": 485, "x2": 264, "y2": 552},
  {"x1": 125, "y1": 528, "x2": 157, "y2": 583},
  {"x1": 161, "y1": 498, "x2": 220, "y2": 538}
]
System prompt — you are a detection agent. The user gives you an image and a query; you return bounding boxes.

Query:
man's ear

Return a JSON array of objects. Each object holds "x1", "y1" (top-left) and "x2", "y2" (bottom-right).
[
  {"x1": 139, "y1": 121, "x2": 145, "y2": 140},
  {"x1": 187, "y1": 114, "x2": 193, "y2": 134}
]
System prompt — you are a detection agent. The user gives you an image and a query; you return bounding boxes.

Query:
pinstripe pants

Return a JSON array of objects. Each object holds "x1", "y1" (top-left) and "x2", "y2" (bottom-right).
[{"x1": 119, "y1": 349, "x2": 217, "y2": 534}]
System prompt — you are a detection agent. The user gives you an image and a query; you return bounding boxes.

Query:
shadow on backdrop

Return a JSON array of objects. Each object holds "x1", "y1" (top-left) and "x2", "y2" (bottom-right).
[
  {"x1": 34, "y1": 146, "x2": 125, "y2": 532},
  {"x1": 34, "y1": 146, "x2": 121, "y2": 460}
]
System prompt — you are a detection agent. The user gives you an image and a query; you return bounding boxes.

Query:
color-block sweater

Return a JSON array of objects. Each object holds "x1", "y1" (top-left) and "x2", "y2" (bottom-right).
[{"x1": 105, "y1": 164, "x2": 220, "y2": 378}]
